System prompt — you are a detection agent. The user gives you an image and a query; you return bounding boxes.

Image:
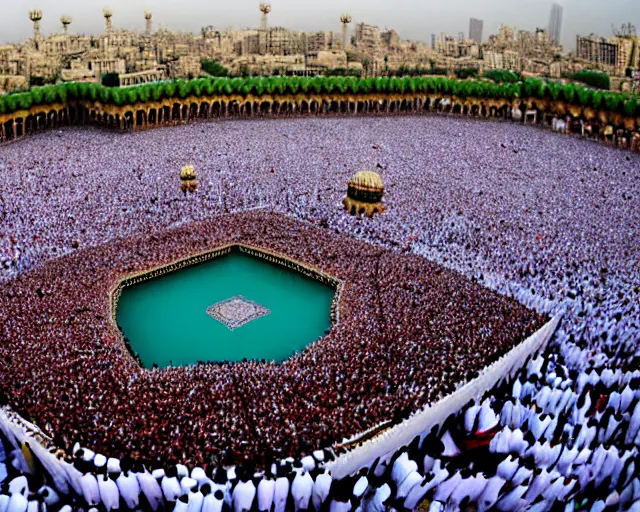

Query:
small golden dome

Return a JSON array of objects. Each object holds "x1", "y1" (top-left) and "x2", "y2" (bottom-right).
[
  {"x1": 344, "y1": 170, "x2": 385, "y2": 217},
  {"x1": 349, "y1": 171, "x2": 384, "y2": 193},
  {"x1": 180, "y1": 165, "x2": 196, "y2": 181}
]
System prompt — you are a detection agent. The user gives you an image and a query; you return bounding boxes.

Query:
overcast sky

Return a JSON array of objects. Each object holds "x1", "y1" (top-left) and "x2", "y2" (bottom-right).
[{"x1": 3, "y1": 0, "x2": 639, "y2": 50}]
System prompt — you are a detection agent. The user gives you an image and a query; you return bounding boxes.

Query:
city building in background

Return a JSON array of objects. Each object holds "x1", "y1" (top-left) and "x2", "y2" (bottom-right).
[
  {"x1": 469, "y1": 18, "x2": 483, "y2": 44},
  {"x1": 0, "y1": 3, "x2": 639, "y2": 94},
  {"x1": 575, "y1": 24, "x2": 639, "y2": 77},
  {"x1": 549, "y1": 3, "x2": 563, "y2": 44}
]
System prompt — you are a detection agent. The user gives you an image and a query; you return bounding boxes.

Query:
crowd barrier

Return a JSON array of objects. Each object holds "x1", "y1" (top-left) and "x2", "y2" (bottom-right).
[{"x1": 327, "y1": 315, "x2": 560, "y2": 479}]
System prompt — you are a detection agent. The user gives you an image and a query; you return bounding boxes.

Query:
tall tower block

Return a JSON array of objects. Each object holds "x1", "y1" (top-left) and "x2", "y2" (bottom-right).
[{"x1": 548, "y1": 3, "x2": 563, "y2": 44}]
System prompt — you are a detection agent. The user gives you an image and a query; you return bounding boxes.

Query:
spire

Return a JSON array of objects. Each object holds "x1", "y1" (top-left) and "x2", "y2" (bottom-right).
[
  {"x1": 259, "y1": 3, "x2": 271, "y2": 32},
  {"x1": 61, "y1": 15, "x2": 72, "y2": 35},
  {"x1": 340, "y1": 14, "x2": 352, "y2": 50},
  {"x1": 29, "y1": 9, "x2": 43, "y2": 43},
  {"x1": 103, "y1": 7, "x2": 113, "y2": 32},
  {"x1": 144, "y1": 9, "x2": 152, "y2": 37}
]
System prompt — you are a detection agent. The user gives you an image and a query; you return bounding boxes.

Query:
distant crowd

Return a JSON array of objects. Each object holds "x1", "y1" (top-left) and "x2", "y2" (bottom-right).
[{"x1": 0, "y1": 115, "x2": 639, "y2": 510}]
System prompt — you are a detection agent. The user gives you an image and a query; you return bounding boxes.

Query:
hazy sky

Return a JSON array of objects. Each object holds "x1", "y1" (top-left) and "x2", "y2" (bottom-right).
[{"x1": 3, "y1": 0, "x2": 639, "y2": 50}]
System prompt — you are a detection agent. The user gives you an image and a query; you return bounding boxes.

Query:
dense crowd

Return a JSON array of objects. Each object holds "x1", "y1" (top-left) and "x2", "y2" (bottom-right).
[
  {"x1": 0, "y1": 210, "x2": 542, "y2": 466},
  {"x1": 0, "y1": 114, "x2": 639, "y2": 510}
]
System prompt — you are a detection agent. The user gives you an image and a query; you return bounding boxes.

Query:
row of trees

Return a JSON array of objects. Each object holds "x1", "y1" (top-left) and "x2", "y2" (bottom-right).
[{"x1": 0, "y1": 76, "x2": 638, "y2": 117}]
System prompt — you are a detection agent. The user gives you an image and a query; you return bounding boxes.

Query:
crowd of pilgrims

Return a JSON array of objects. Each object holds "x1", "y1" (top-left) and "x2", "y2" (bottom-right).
[
  {"x1": 0, "y1": 210, "x2": 543, "y2": 464},
  {"x1": 0, "y1": 114, "x2": 639, "y2": 510}
]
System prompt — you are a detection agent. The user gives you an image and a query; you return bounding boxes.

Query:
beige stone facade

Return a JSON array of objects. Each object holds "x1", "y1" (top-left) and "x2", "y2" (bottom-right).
[
  {"x1": 575, "y1": 33, "x2": 639, "y2": 76},
  {"x1": 1, "y1": 7, "x2": 637, "y2": 94}
]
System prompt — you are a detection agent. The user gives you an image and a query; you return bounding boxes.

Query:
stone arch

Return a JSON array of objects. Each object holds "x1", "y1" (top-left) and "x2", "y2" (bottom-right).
[
  {"x1": 136, "y1": 110, "x2": 146, "y2": 127},
  {"x1": 3, "y1": 120, "x2": 14, "y2": 140},
  {"x1": 14, "y1": 118, "x2": 24, "y2": 137},
  {"x1": 48, "y1": 110, "x2": 58, "y2": 127},
  {"x1": 25, "y1": 115, "x2": 36, "y2": 134},
  {"x1": 189, "y1": 103, "x2": 198, "y2": 120},
  {"x1": 172, "y1": 103, "x2": 181, "y2": 121},
  {"x1": 124, "y1": 111, "x2": 134, "y2": 130}
]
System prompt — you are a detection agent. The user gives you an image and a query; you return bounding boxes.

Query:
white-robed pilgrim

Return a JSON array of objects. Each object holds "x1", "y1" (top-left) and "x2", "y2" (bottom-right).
[
  {"x1": 116, "y1": 471, "x2": 140, "y2": 510},
  {"x1": 136, "y1": 468, "x2": 164, "y2": 512},
  {"x1": 291, "y1": 471, "x2": 313, "y2": 512},
  {"x1": 79, "y1": 472, "x2": 100, "y2": 507},
  {"x1": 257, "y1": 477, "x2": 275, "y2": 512},
  {"x1": 97, "y1": 473, "x2": 120, "y2": 511},
  {"x1": 232, "y1": 477, "x2": 256, "y2": 512},
  {"x1": 311, "y1": 470, "x2": 331, "y2": 512},
  {"x1": 273, "y1": 473, "x2": 289, "y2": 512},
  {"x1": 202, "y1": 489, "x2": 224, "y2": 512}
]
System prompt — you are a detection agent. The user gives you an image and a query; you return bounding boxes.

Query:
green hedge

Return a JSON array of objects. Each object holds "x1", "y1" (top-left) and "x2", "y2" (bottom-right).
[
  {"x1": 0, "y1": 76, "x2": 638, "y2": 117},
  {"x1": 454, "y1": 68, "x2": 480, "y2": 80},
  {"x1": 568, "y1": 70, "x2": 610, "y2": 90},
  {"x1": 483, "y1": 69, "x2": 523, "y2": 83},
  {"x1": 201, "y1": 60, "x2": 229, "y2": 77}
]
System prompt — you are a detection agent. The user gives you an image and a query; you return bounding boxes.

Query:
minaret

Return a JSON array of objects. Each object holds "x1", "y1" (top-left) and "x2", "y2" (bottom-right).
[
  {"x1": 103, "y1": 7, "x2": 113, "y2": 32},
  {"x1": 144, "y1": 9, "x2": 152, "y2": 38},
  {"x1": 61, "y1": 15, "x2": 72, "y2": 35},
  {"x1": 259, "y1": 3, "x2": 271, "y2": 32},
  {"x1": 29, "y1": 9, "x2": 43, "y2": 43},
  {"x1": 340, "y1": 14, "x2": 352, "y2": 50}
]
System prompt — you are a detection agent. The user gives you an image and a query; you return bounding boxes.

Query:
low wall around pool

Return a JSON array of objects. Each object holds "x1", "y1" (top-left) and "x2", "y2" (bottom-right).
[{"x1": 108, "y1": 243, "x2": 345, "y2": 366}]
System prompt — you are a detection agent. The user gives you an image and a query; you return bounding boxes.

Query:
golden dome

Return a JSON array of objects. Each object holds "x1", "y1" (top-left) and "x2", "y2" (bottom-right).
[
  {"x1": 349, "y1": 171, "x2": 384, "y2": 193},
  {"x1": 180, "y1": 165, "x2": 196, "y2": 181},
  {"x1": 344, "y1": 170, "x2": 385, "y2": 217}
]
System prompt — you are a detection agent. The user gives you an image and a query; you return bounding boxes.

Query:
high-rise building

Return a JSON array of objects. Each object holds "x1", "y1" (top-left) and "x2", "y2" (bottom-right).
[
  {"x1": 469, "y1": 18, "x2": 483, "y2": 44},
  {"x1": 548, "y1": 3, "x2": 563, "y2": 44},
  {"x1": 431, "y1": 33, "x2": 436, "y2": 50}
]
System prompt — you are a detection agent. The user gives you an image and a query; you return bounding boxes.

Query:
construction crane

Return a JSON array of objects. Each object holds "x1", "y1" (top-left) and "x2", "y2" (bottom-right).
[{"x1": 612, "y1": 23, "x2": 636, "y2": 38}]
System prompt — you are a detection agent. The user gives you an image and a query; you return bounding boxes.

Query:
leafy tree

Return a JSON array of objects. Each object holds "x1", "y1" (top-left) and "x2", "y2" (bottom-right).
[
  {"x1": 201, "y1": 60, "x2": 229, "y2": 77},
  {"x1": 454, "y1": 68, "x2": 479, "y2": 79},
  {"x1": 569, "y1": 70, "x2": 610, "y2": 90},
  {"x1": 482, "y1": 69, "x2": 522, "y2": 83},
  {"x1": 101, "y1": 72, "x2": 120, "y2": 87}
]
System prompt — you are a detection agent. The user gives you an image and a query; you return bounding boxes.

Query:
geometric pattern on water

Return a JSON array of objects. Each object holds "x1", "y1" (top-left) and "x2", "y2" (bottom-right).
[{"x1": 206, "y1": 295, "x2": 271, "y2": 331}]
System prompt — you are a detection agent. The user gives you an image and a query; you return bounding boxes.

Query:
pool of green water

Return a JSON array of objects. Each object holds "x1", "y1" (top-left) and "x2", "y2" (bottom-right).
[{"x1": 116, "y1": 251, "x2": 336, "y2": 368}]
